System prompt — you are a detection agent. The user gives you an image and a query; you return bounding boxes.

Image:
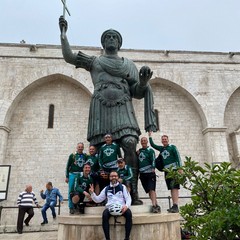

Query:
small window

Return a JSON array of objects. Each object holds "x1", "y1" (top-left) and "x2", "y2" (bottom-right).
[
  {"x1": 48, "y1": 104, "x2": 54, "y2": 128},
  {"x1": 154, "y1": 109, "x2": 160, "y2": 131}
]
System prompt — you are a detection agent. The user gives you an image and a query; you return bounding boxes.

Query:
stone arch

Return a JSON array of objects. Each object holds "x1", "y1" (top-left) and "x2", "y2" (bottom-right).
[
  {"x1": 224, "y1": 86, "x2": 240, "y2": 166},
  {"x1": 3, "y1": 74, "x2": 92, "y2": 207},
  {"x1": 151, "y1": 77, "x2": 207, "y2": 128},
  {"x1": 133, "y1": 77, "x2": 207, "y2": 163},
  {"x1": 3, "y1": 73, "x2": 92, "y2": 127}
]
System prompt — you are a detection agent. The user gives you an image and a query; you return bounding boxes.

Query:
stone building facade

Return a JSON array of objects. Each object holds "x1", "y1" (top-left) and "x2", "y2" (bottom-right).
[{"x1": 0, "y1": 43, "x2": 239, "y2": 224}]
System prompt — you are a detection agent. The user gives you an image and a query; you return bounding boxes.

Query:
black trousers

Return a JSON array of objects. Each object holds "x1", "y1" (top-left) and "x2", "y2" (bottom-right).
[
  {"x1": 17, "y1": 206, "x2": 34, "y2": 233},
  {"x1": 102, "y1": 208, "x2": 132, "y2": 240}
]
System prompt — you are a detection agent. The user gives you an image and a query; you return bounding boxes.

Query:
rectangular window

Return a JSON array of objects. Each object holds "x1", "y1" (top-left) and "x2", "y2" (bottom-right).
[
  {"x1": 154, "y1": 109, "x2": 160, "y2": 131},
  {"x1": 48, "y1": 104, "x2": 54, "y2": 128}
]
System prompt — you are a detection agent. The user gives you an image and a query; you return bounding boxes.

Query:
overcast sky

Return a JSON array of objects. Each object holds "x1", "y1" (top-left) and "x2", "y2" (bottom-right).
[{"x1": 1, "y1": 0, "x2": 240, "y2": 52}]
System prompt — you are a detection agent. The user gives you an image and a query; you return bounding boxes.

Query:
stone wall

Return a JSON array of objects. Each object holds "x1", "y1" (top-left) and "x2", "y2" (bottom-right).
[{"x1": 0, "y1": 43, "x2": 239, "y2": 224}]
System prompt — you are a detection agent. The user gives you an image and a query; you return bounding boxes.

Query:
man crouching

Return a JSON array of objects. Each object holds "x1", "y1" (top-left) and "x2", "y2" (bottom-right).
[{"x1": 70, "y1": 163, "x2": 93, "y2": 214}]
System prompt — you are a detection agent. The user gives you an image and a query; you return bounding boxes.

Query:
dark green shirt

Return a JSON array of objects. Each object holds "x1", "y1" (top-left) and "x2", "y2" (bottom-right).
[
  {"x1": 86, "y1": 154, "x2": 100, "y2": 173},
  {"x1": 138, "y1": 147, "x2": 155, "y2": 173},
  {"x1": 65, "y1": 152, "x2": 87, "y2": 178},
  {"x1": 149, "y1": 137, "x2": 182, "y2": 169},
  {"x1": 71, "y1": 172, "x2": 93, "y2": 194},
  {"x1": 99, "y1": 143, "x2": 122, "y2": 171},
  {"x1": 117, "y1": 165, "x2": 133, "y2": 183}
]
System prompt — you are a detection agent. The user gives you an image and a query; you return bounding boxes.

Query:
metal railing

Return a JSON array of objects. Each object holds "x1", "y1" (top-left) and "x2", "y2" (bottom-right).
[
  {"x1": 0, "y1": 199, "x2": 62, "y2": 225},
  {"x1": 0, "y1": 196, "x2": 191, "y2": 225}
]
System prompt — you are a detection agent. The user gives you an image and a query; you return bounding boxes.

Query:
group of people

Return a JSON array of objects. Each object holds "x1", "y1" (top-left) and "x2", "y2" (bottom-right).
[
  {"x1": 16, "y1": 132, "x2": 181, "y2": 238},
  {"x1": 16, "y1": 182, "x2": 63, "y2": 234},
  {"x1": 66, "y1": 131, "x2": 182, "y2": 214},
  {"x1": 16, "y1": 132, "x2": 181, "y2": 237},
  {"x1": 65, "y1": 134, "x2": 131, "y2": 214},
  {"x1": 64, "y1": 131, "x2": 182, "y2": 239}
]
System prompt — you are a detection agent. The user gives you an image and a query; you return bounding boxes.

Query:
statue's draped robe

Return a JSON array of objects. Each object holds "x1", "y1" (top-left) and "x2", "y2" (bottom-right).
[{"x1": 82, "y1": 55, "x2": 156, "y2": 146}]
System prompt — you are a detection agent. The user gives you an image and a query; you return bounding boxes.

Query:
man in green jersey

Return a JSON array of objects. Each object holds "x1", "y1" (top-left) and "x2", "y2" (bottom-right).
[
  {"x1": 65, "y1": 142, "x2": 87, "y2": 214},
  {"x1": 70, "y1": 163, "x2": 93, "y2": 214},
  {"x1": 86, "y1": 145, "x2": 100, "y2": 195},
  {"x1": 149, "y1": 131, "x2": 182, "y2": 213},
  {"x1": 117, "y1": 158, "x2": 133, "y2": 193},
  {"x1": 137, "y1": 137, "x2": 160, "y2": 213},
  {"x1": 99, "y1": 134, "x2": 122, "y2": 190}
]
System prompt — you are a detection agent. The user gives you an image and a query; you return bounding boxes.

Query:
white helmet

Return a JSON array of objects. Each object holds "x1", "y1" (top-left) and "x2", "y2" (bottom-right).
[{"x1": 108, "y1": 203, "x2": 123, "y2": 216}]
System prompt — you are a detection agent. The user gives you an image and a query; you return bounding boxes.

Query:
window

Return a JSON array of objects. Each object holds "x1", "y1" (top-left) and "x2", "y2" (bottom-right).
[
  {"x1": 48, "y1": 104, "x2": 54, "y2": 128},
  {"x1": 154, "y1": 109, "x2": 159, "y2": 131}
]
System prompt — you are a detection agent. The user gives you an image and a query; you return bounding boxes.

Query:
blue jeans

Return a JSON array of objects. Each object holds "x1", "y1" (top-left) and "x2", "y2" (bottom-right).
[
  {"x1": 41, "y1": 201, "x2": 56, "y2": 222},
  {"x1": 68, "y1": 173, "x2": 77, "y2": 209}
]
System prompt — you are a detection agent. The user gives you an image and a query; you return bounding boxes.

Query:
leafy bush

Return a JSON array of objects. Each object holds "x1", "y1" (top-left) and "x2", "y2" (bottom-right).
[{"x1": 166, "y1": 157, "x2": 240, "y2": 240}]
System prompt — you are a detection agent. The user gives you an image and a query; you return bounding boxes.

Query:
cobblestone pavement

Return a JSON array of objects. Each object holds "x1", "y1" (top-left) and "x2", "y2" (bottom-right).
[{"x1": 0, "y1": 231, "x2": 57, "y2": 240}]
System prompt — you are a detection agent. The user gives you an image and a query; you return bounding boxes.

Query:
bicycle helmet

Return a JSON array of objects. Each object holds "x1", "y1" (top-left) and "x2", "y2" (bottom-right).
[{"x1": 108, "y1": 203, "x2": 123, "y2": 216}]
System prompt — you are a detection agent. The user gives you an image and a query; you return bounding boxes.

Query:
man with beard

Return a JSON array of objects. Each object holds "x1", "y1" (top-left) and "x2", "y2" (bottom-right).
[{"x1": 89, "y1": 171, "x2": 132, "y2": 240}]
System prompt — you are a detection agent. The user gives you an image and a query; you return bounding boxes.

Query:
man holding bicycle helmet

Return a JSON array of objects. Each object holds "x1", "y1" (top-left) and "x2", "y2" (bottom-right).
[{"x1": 89, "y1": 171, "x2": 132, "y2": 240}]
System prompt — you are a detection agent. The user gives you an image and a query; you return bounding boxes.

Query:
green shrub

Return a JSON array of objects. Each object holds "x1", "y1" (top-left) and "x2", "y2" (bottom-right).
[{"x1": 167, "y1": 157, "x2": 240, "y2": 240}]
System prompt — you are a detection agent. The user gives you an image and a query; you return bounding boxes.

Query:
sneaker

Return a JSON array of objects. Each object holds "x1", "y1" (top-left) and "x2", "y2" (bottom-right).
[
  {"x1": 78, "y1": 203, "x2": 85, "y2": 214},
  {"x1": 156, "y1": 204, "x2": 161, "y2": 213},
  {"x1": 24, "y1": 220, "x2": 29, "y2": 226},
  {"x1": 167, "y1": 204, "x2": 179, "y2": 213},
  {"x1": 152, "y1": 205, "x2": 160, "y2": 213},
  {"x1": 69, "y1": 208, "x2": 74, "y2": 214},
  {"x1": 41, "y1": 221, "x2": 48, "y2": 225},
  {"x1": 53, "y1": 215, "x2": 56, "y2": 219}
]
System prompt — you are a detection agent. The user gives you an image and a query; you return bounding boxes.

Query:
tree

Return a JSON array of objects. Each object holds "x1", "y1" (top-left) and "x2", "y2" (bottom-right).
[{"x1": 167, "y1": 157, "x2": 240, "y2": 240}]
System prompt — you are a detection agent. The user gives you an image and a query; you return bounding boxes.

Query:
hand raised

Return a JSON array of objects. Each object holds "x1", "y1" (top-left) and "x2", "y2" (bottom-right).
[
  {"x1": 89, "y1": 184, "x2": 94, "y2": 194},
  {"x1": 59, "y1": 15, "x2": 68, "y2": 33},
  {"x1": 139, "y1": 66, "x2": 153, "y2": 86}
]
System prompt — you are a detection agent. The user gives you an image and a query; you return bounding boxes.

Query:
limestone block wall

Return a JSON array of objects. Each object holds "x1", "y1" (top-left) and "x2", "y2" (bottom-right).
[{"x1": 0, "y1": 43, "x2": 239, "y2": 225}]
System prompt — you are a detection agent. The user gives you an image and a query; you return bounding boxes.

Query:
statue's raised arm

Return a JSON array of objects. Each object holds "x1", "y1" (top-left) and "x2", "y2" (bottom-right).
[{"x1": 59, "y1": 16, "x2": 95, "y2": 71}]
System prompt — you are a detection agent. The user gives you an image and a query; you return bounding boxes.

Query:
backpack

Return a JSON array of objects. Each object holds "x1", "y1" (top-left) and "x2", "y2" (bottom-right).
[{"x1": 155, "y1": 153, "x2": 164, "y2": 172}]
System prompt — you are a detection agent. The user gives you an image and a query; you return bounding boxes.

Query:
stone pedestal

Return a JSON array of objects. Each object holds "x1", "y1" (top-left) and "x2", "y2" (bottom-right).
[{"x1": 57, "y1": 206, "x2": 181, "y2": 240}]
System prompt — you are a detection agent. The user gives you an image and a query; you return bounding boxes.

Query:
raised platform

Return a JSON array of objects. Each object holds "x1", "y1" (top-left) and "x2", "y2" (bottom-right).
[{"x1": 57, "y1": 206, "x2": 181, "y2": 240}]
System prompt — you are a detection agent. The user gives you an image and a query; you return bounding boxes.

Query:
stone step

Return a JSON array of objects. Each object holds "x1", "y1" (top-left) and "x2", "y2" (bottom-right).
[
  {"x1": 58, "y1": 212, "x2": 181, "y2": 240},
  {"x1": 59, "y1": 212, "x2": 178, "y2": 225},
  {"x1": 0, "y1": 223, "x2": 58, "y2": 234},
  {"x1": 84, "y1": 204, "x2": 151, "y2": 215}
]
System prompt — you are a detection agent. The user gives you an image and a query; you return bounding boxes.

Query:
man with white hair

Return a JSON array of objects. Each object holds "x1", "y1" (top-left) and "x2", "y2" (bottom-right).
[{"x1": 17, "y1": 184, "x2": 39, "y2": 234}]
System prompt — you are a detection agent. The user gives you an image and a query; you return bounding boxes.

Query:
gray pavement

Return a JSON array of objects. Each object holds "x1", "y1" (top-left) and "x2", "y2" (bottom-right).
[{"x1": 0, "y1": 231, "x2": 57, "y2": 240}]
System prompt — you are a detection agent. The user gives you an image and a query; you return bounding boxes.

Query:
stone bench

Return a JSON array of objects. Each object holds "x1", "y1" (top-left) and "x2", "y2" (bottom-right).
[{"x1": 57, "y1": 206, "x2": 181, "y2": 240}]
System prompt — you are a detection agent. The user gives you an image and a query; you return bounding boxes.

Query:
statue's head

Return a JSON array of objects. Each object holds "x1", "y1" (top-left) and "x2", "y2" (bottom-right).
[{"x1": 101, "y1": 29, "x2": 122, "y2": 50}]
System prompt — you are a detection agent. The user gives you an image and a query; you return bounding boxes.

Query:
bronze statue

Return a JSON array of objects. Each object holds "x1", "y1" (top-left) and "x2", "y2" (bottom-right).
[{"x1": 59, "y1": 16, "x2": 157, "y2": 204}]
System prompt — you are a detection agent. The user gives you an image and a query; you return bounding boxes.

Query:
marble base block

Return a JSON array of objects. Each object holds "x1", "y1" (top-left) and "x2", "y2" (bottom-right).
[{"x1": 57, "y1": 206, "x2": 181, "y2": 240}]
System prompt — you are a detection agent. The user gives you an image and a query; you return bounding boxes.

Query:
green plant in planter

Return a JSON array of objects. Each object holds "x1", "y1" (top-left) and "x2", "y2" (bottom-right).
[{"x1": 166, "y1": 157, "x2": 240, "y2": 240}]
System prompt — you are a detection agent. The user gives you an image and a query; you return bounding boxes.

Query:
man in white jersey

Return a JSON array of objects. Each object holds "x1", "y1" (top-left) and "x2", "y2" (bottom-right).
[{"x1": 89, "y1": 171, "x2": 132, "y2": 240}]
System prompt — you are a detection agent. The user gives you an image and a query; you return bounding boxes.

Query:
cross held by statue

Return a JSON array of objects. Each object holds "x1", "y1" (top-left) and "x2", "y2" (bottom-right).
[{"x1": 60, "y1": 0, "x2": 71, "y2": 18}]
